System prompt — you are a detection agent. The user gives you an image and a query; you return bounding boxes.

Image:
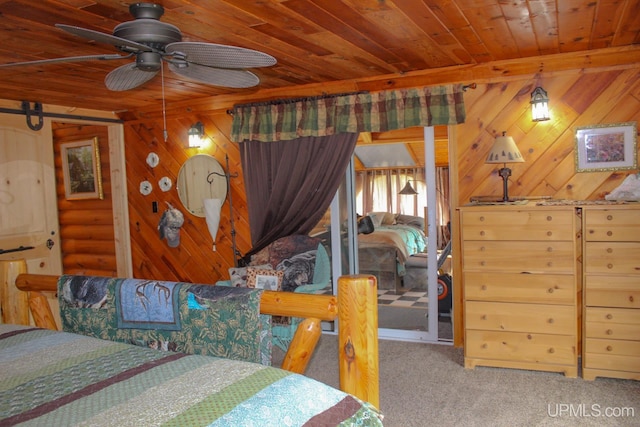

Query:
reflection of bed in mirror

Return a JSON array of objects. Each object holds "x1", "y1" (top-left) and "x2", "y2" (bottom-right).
[{"x1": 357, "y1": 212, "x2": 427, "y2": 291}]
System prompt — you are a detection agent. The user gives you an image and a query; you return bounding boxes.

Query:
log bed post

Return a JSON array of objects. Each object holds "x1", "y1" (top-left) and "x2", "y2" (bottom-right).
[
  {"x1": 338, "y1": 274, "x2": 380, "y2": 410},
  {"x1": 13, "y1": 273, "x2": 380, "y2": 409}
]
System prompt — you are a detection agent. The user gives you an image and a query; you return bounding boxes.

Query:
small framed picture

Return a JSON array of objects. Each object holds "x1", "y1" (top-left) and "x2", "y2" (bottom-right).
[
  {"x1": 61, "y1": 137, "x2": 104, "y2": 200},
  {"x1": 246, "y1": 267, "x2": 283, "y2": 291},
  {"x1": 575, "y1": 122, "x2": 637, "y2": 172}
]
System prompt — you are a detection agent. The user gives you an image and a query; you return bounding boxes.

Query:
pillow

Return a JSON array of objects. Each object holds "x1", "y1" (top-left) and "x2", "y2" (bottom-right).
[
  {"x1": 368, "y1": 211, "x2": 396, "y2": 226},
  {"x1": 246, "y1": 267, "x2": 283, "y2": 290},
  {"x1": 228, "y1": 264, "x2": 271, "y2": 287},
  {"x1": 367, "y1": 212, "x2": 384, "y2": 227},
  {"x1": 276, "y1": 249, "x2": 317, "y2": 292}
]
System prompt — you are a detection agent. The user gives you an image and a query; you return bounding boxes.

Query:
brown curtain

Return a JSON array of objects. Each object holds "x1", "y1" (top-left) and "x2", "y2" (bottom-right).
[{"x1": 240, "y1": 133, "x2": 358, "y2": 257}]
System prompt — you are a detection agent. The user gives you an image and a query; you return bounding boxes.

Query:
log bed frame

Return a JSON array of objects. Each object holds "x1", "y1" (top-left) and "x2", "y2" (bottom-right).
[{"x1": 12, "y1": 273, "x2": 380, "y2": 409}]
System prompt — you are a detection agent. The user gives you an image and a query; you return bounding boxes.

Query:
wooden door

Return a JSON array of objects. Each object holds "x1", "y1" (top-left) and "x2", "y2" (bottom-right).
[
  {"x1": 0, "y1": 110, "x2": 62, "y2": 324},
  {"x1": 0, "y1": 112, "x2": 62, "y2": 274}
]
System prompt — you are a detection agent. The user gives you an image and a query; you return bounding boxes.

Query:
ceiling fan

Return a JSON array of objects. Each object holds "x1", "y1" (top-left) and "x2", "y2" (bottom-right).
[{"x1": 0, "y1": 2, "x2": 276, "y2": 91}]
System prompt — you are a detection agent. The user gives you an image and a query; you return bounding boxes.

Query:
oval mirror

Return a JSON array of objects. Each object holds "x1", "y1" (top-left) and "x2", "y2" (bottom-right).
[{"x1": 177, "y1": 154, "x2": 227, "y2": 217}]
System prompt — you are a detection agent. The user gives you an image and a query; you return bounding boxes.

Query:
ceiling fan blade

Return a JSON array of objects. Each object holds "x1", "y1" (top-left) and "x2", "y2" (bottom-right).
[
  {"x1": 0, "y1": 54, "x2": 130, "y2": 68},
  {"x1": 105, "y1": 63, "x2": 158, "y2": 91},
  {"x1": 165, "y1": 42, "x2": 276, "y2": 69},
  {"x1": 56, "y1": 24, "x2": 153, "y2": 52},
  {"x1": 168, "y1": 62, "x2": 260, "y2": 88}
]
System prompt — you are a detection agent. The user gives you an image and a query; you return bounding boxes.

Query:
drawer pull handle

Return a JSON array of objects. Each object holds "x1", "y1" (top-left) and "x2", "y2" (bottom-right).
[
  {"x1": 547, "y1": 288, "x2": 554, "y2": 294},
  {"x1": 481, "y1": 343, "x2": 488, "y2": 349},
  {"x1": 547, "y1": 231, "x2": 552, "y2": 236},
  {"x1": 606, "y1": 345, "x2": 613, "y2": 352},
  {"x1": 547, "y1": 262, "x2": 553, "y2": 267},
  {"x1": 629, "y1": 296, "x2": 634, "y2": 302},
  {"x1": 548, "y1": 318, "x2": 554, "y2": 324},
  {"x1": 481, "y1": 285, "x2": 487, "y2": 291},
  {"x1": 479, "y1": 216, "x2": 485, "y2": 222},
  {"x1": 547, "y1": 247, "x2": 553, "y2": 252},
  {"x1": 548, "y1": 348, "x2": 555, "y2": 354},
  {"x1": 607, "y1": 263, "x2": 613, "y2": 269},
  {"x1": 606, "y1": 314, "x2": 613, "y2": 320},
  {"x1": 527, "y1": 334, "x2": 532, "y2": 340},
  {"x1": 607, "y1": 215, "x2": 613, "y2": 221},
  {"x1": 480, "y1": 261, "x2": 486, "y2": 266},
  {"x1": 546, "y1": 216, "x2": 552, "y2": 221},
  {"x1": 480, "y1": 231, "x2": 485, "y2": 236},
  {"x1": 607, "y1": 231, "x2": 613, "y2": 237},
  {"x1": 481, "y1": 315, "x2": 487, "y2": 320},
  {"x1": 606, "y1": 329, "x2": 613, "y2": 335},
  {"x1": 606, "y1": 247, "x2": 613, "y2": 253}
]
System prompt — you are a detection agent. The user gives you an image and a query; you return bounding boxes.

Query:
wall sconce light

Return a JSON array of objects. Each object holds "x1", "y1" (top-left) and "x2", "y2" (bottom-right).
[
  {"x1": 188, "y1": 121, "x2": 204, "y2": 148},
  {"x1": 530, "y1": 87, "x2": 550, "y2": 122},
  {"x1": 399, "y1": 180, "x2": 419, "y2": 195},
  {"x1": 485, "y1": 132, "x2": 524, "y2": 202}
]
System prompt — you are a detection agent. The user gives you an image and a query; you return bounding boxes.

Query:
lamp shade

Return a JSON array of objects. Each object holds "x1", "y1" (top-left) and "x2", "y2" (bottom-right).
[
  {"x1": 399, "y1": 181, "x2": 418, "y2": 195},
  {"x1": 486, "y1": 133, "x2": 524, "y2": 164}
]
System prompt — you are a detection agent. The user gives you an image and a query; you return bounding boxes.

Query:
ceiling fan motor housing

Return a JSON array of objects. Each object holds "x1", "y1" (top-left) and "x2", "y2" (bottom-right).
[
  {"x1": 113, "y1": 2, "x2": 182, "y2": 56},
  {"x1": 113, "y1": 3, "x2": 182, "y2": 72}
]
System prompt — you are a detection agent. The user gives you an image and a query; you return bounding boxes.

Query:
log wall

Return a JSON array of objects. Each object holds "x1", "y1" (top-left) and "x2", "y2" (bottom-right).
[{"x1": 52, "y1": 123, "x2": 117, "y2": 277}]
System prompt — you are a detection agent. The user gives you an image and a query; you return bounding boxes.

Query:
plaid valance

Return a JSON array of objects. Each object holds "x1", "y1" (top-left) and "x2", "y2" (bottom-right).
[{"x1": 230, "y1": 84, "x2": 466, "y2": 142}]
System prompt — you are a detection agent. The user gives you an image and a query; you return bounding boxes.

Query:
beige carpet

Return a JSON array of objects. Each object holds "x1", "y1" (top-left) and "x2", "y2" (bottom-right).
[{"x1": 280, "y1": 334, "x2": 640, "y2": 427}]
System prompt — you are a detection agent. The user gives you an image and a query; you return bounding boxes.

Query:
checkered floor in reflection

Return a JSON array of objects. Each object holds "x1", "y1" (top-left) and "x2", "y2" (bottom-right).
[{"x1": 377, "y1": 288, "x2": 428, "y2": 308}]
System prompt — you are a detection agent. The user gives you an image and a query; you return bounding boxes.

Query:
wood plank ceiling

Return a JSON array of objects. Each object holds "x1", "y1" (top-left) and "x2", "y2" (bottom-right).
[{"x1": 0, "y1": 0, "x2": 639, "y2": 167}]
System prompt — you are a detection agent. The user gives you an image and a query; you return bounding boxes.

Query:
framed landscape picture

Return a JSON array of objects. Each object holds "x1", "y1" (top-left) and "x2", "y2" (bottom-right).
[
  {"x1": 61, "y1": 137, "x2": 104, "y2": 200},
  {"x1": 575, "y1": 122, "x2": 637, "y2": 172}
]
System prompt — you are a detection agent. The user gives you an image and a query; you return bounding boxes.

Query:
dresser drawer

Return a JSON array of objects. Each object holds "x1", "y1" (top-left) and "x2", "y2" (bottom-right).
[
  {"x1": 585, "y1": 307, "x2": 640, "y2": 340},
  {"x1": 585, "y1": 209, "x2": 640, "y2": 242},
  {"x1": 463, "y1": 241, "x2": 575, "y2": 273},
  {"x1": 584, "y1": 242, "x2": 640, "y2": 274},
  {"x1": 464, "y1": 272, "x2": 575, "y2": 304},
  {"x1": 465, "y1": 330, "x2": 576, "y2": 365},
  {"x1": 585, "y1": 275, "x2": 640, "y2": 309},
  {"x1": 461, "y1": 210, "x2": 575, "y2": 241},
  {"x1": 584, "y1": 338, "x2": 640, "y2": 373},
  {"x1": 466, "y1": 301, "x2": 575, "y2": 335}
]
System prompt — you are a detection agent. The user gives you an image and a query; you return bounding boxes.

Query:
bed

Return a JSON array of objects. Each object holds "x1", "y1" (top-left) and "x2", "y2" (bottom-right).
[
  {"x1": 358, "y1": 212, "x2": 427, "y2": 290},
  {"x1": 1, "y1": 273, "x2": 383, "y2": 426}
]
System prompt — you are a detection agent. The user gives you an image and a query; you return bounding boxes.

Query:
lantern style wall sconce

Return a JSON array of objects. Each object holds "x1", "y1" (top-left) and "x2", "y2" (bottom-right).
[
  {"x1": 188, "y1": 121, "x2": 205, "y2": 148},
  {"x1": 530, "y1": 87, "x2": 550, "y2": 122}
]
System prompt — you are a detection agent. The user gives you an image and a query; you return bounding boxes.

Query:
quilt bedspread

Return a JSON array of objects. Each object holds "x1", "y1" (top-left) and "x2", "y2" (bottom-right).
[{"x1": 0, "y1": 324, "x2": 383, "y2": 427}]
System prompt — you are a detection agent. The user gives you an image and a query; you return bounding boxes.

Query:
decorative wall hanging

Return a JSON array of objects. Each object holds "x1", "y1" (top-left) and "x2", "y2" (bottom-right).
[
  {"x1": 61, "y1": 137, "x2": 104, "y2": 200},
  {"x1": 575, "y1": 122, "x2": 637, "y2": 172}
]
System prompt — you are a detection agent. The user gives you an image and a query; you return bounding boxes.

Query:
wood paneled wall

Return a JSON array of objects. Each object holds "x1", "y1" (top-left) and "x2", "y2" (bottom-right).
[
  {"x1": 124, "y1": 113, "x2": 252, "y2": 283},
  {"x1": 121, "y1": 66, "x2": 640, "y2": 287},
  {"x1": 455, "y1": 69, "x2": 640, "y2": 206},
  {"x1": 53, "y1": 123, "x2": 117, "y2": 276}
]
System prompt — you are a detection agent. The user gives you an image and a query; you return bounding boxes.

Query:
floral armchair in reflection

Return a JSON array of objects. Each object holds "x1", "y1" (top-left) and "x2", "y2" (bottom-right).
[{"x1": 218, "y1": 234, "x2": 331, "y2": 351}]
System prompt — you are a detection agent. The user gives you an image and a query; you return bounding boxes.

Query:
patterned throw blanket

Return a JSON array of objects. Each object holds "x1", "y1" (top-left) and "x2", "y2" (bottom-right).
[
  {"x1": 58, "y1": 275, "x2": 271, "y2": 365},
  {"x1": 0, "y1": 325, "x2": 384, "y2": 426}
]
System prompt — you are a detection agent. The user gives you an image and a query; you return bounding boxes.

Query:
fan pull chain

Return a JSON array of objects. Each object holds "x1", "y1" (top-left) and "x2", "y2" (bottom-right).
[{"x1": 161, "y1": 62, "x2": 168, "y2": 142}]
